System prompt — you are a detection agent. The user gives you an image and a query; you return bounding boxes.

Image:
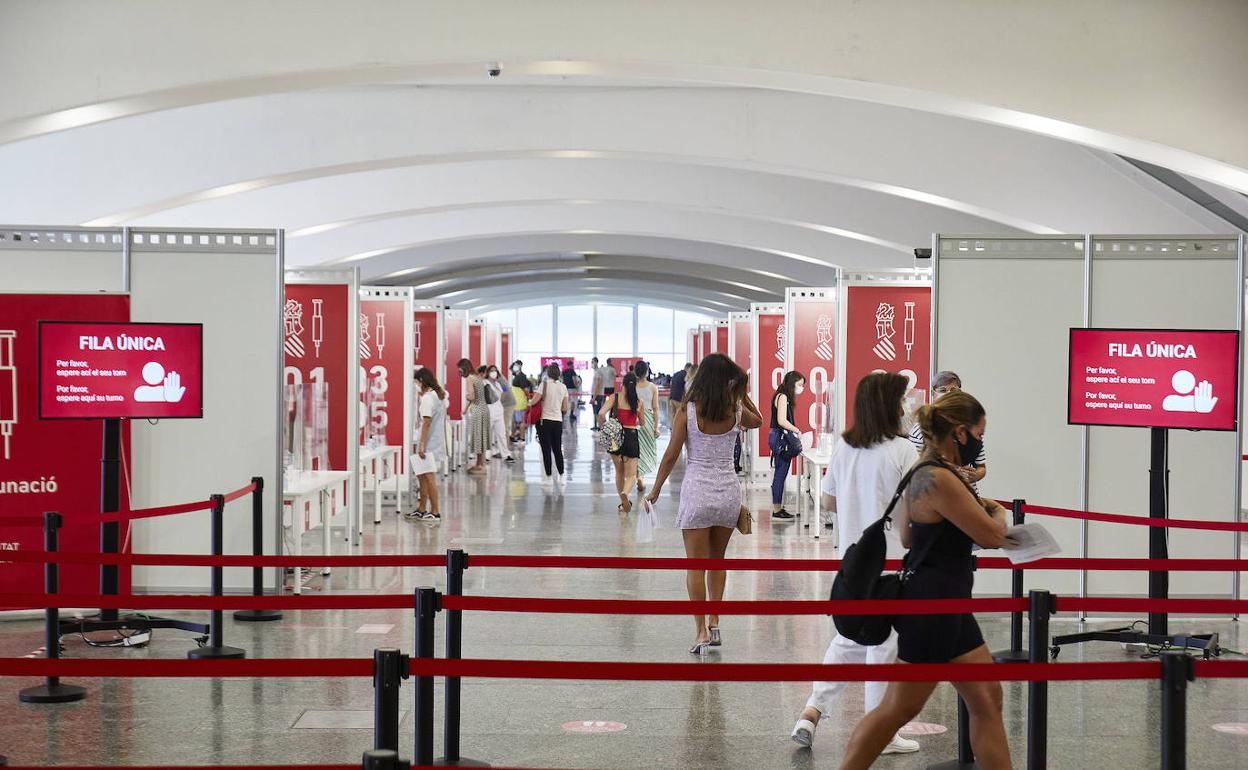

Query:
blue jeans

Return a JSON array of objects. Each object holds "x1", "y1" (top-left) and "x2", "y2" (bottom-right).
[{"x1": 771, "y1": 454, "x2": 790, "y2": 505}]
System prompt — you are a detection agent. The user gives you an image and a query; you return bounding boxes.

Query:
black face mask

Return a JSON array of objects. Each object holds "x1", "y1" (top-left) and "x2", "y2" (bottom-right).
[{"x1": 958, "y1": 430, "x2": 983, "y2": 467}]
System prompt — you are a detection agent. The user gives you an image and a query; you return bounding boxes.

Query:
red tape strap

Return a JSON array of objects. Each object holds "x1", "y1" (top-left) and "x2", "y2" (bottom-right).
[
  {"x1": 1058, "y1": 597, "x2": 1248, "y2": 614},
  {"x1": 441, "y1": 595, "x2": 1027, "y2": 616},
  {"x1": 470, "y1": 554, "x2": 837, "y2": 571},
  {"x1": 0, "y1": 657, "x2": 371, "y2": 678},
  {"x1": 3, "y1": 766, "x2": 359, "y2": 770},
  {"x1": 0, "y1": 551, "x2": 446, "y2": 568},
  {"x1": 59, "y1": 497, "x2": 217, "y2": 524},
  {"x1": 0, "y1": 592, "x2": 415, "y2": 611},
  {"x1": 223, "y1": 482, "x2": 258, "y2": 504},
  {"x1": 1024, "y1": 503, "x2": 1248, "y2": 532},
  {"x1": 974, "y1": 556, "x2": 1248, "y2": 572},
  {"x1": 407, "y1": 657, "x2": 1161, "y2": 683},
  {"x1": 0, "y1": 516, "x2": 44, "y2": 527}
]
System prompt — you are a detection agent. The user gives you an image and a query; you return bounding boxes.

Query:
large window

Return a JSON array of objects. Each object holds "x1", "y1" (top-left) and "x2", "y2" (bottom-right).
[
  {"x1": 595, "y1": 305, "x2": 633, "y2": 355},
  {"x1": 557, "y1": 305, "x2": 594, "y2": 354},
  {"x1": 637, "y1": 305, "x2": 675, "y2": 352}
]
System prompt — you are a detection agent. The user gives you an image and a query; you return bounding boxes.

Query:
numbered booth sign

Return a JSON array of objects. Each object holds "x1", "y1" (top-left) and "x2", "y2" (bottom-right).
[
  {"x1": 360, "y1": 297, "x2": 407, "y2": 468},
  {"x1": 284, "y1": 284, "x2": 351, "y2": 470}
]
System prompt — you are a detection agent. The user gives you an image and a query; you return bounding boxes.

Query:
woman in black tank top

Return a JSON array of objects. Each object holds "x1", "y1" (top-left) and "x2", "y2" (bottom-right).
[
  {"x1": 768, "y1": 371, "x2": 804, "y2": 520},
  {"x1": 836, "y1": 391, "x2": 1012, "y2": 770}
]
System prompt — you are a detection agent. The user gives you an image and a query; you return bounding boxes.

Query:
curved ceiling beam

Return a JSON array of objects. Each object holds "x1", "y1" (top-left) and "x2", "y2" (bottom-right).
[
  {"x1": 6, "y1": 59, "x2": 1245, "y2": 194},
  {"x1": 358, "y1": 231, "x2": 843, "y2": 285},
  {"x1": 389, "y1": 255, "x2": 792, "y2": 295},
  {"x1": 403, "y1": 267, "x2": 773, "y2": 304},
  {"x1": 356, "y1": 229, "x2": 847, "y2": 281},
  {"x1": 80, "y1": 148, "x2": 1057, "y2": 234},
  {"x1": 453, "y1": 283, "x2": 742, "y2": 315},
  {"x1": 469, "y1": 296, "x2": 724, "y2": 317},
  {"x1": 439, "y1": 276, "x2": 747, "y2": 307},
  {"x1": 287, "y1": 197, "x2": 913, "y2": 257}
]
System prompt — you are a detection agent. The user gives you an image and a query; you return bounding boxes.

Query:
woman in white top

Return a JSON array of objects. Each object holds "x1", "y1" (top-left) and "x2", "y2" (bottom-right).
[
  {"x1": 790, "y1": 372, "x2": 920, "y2": 755},
  {"x1": 532, "y1": 363, "x2": 570, "y2": 482},
  {"x1": 483, "y1": 365, "x2": 514, "y2": 463},
  {"x1": 406, "y1": 367, "x2": 448, "y2": 522}
]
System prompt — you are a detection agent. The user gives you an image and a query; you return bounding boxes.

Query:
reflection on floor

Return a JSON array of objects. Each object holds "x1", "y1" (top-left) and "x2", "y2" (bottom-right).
[{"x1": 2, "y1": 417, "x2": 1246, "y2": 768}]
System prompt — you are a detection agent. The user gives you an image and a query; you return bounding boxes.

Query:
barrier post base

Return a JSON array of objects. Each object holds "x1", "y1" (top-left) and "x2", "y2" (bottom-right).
[
  {"x1": 1050, "y1": 629, "x2": 1218, "y2": 659},
  {"x1": 434, "y1": 756, "x2": 491, "y2": 767},
  {"x1": 19, "y1": 682, "x2": 87, "y2": 704},
  {"x1": 233, "y1": 609, "x2": 284, "y2": 622},
  {"x1": 188, "y1": 645, "x2": 246, "y2": 659},
  {"x1": 990, "y1": 647, "x2": 1030, "y2": 664}
]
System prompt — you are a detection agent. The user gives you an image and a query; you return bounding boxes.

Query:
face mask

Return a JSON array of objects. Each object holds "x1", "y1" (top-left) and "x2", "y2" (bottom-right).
[
  {"x1": 795, "y1": 384, "x2": 805, "y2": 396},
  {"x1": 511, "y1": 365, "x2": 520, "y2": 373},
  {"x1": 957, "y1": 429, "x2": 983, "y2": 467},
  {"x1": 489, "y1": 371, "x2": 498, "y2": 380}
]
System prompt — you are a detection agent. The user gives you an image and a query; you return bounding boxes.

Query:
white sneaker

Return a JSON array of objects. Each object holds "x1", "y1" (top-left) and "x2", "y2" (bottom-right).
[
  {"x1": 881, "y1": 733, "x2": 920, "y2": 755},
  {"x1": 790, "y1": 718, "x2": 816, "y2": 747}
]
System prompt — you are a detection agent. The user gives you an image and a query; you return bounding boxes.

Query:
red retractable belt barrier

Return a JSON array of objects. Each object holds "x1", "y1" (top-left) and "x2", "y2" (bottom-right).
[
  {"x1": 1058, "y1": 597, "x2": 1248, "y2": 614},
  {"x1": 0, "y1": 592, "x2": 416, "y2": 611},
  {"x1": 0, "y1": 657, "x2": 372, "y2": 678},
  {"x1": 2, "y1": 766, "x2": 360, "y2": 770},
  {"x1": 0, "y1": 551, "x2": 446, "y2": 568},
  {"x1": 51, "y1": 480, "x2": 256, "y2": 525},
  {"x1": 0, "y1": 515, "x2": 44, "y2": 527},
  {"x1": 1022, "y1": 502, "x2": 1248, "y2": 532},
  {"x1": 440, "y1": 595, "x2": 1027, "y2": 616}
]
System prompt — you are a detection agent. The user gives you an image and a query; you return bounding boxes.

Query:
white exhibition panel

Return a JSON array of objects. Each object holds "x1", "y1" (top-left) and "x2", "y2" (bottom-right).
[
  {"x1": 1086, "y1": 237, "x2": 1242, "y2": 598},
  {"x1": 127, "y1": 230, "x2": 282, "y2": 591},
  {"x1": 936, "y1": 234, "x2": 1245, "y2": 598},
  {"x1": 935, "y1": 238, "x2": 1085, "y2": 596},
  {"x1": 0, "y1": 227, "x2": 126, "y2": 293}
]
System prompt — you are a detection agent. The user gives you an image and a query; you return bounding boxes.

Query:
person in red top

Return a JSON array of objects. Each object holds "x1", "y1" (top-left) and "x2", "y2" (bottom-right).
[{"x1": 599, "y1": 372, "x2": 645, "y2": 513}]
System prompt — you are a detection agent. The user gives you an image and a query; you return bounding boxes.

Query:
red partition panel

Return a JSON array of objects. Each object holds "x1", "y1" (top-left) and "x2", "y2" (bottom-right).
[
  {"x1": 0, "y1": 294, "x2": 131, "y2": 599},
  {"x1": 361, "y1": 297, "x2": 407, "y2": 468},
  {"x1": 285, "y1": 284, "x2": 350, "y2": 469},
  {"x1": 732, "y1": 316, "x2": 751, "y2": 372},
  {"x1": 468, "y1": 323, "x2": 484, "y2": 368},
  {"x1": 413, "y1": 310, "x2": 441, "y2": 376},
  {"x1": 700, "y1": 329, "x2": 711, "y2": 362},
  {"x1": 444, "y1": 313, "x2": 466, "y2": 420},
  {"x1": 844, "y1": 285, "x2": 931, "y2": 424},
  {"x1": 788, "y1": 293, "x2": 837, "y2": 436},
  {"x1": 715, "y1": 325, "x2": 728, "y2": 354},
  {"x1": 501, "y1": 331, "x2": 512, "y2": 370},
  {"x1": 754, "y1": 310, "x2": 785, "y2": 461}
]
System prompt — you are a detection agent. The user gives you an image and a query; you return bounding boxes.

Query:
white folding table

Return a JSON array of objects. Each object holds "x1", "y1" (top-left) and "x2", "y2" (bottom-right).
[
  {"x1": 359, "y1": 444, "x2": 403, "y2": 530},
  {"x1": 282, "y1": 469, "x2": 351, "y2": 594}
]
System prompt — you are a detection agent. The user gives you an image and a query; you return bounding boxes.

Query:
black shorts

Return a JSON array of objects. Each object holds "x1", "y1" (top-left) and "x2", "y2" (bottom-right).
[
  {"x1": 610, "y1": 428, "x2": 640, "y2": 459},
  {"x1": 894, "y1": 569, "x2": 984, "y2": 663}
]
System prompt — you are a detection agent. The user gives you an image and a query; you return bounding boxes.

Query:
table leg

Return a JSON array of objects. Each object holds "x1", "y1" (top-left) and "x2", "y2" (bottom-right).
[
  {"x1": 321, "y1": 488, "x2": 332, "y2": 576},
  {"x1": 394, "y1": 452, "x2": 403, "y2": 512},
  {"x1": 812, "y1": 466, "x2": 821, "y2": 540},
  {"x1": 292, "y1": 496, "x2": 303, "y2": 595}
]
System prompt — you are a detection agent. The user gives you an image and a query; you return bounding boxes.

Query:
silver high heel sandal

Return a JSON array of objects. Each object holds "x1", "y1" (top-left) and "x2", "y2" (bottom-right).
[
  {"x1": 688, "y1": 641, "x2": 710, "y2": 657},
  {"x1": 708, "y1": 627, "x2": 722, "y2": 647}
]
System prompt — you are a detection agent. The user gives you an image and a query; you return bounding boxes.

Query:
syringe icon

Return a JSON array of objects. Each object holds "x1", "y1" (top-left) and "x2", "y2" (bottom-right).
[
  {"x1": 375, "y1": 312, "x2": 386, "y2": 357},
  {"x1": 903, "y1": 302, "x2": 916, "y2": 361},
  {"x1": 312, "y1": 299, "x2": 325, "y2": 358},
  {"x1": 0, "y1": 330, "x2": 17, "y2": 461}
]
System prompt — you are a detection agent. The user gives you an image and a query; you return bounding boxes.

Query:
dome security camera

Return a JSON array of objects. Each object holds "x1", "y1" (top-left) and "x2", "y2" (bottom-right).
[{"x1": 488, "y1": 62, "x2": 502, "y2": 77}]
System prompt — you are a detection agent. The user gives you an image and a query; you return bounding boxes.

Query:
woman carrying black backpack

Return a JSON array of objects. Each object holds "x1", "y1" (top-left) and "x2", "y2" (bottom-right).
[{"x1": 768, "y1": 370, "x2": 805, "y2": 520}]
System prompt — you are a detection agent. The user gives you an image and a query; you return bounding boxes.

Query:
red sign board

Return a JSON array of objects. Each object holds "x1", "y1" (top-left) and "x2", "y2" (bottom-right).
[
  {"x1": 715, "y1": 325, "x2": 728, "y2": 355},
  {"x1": 38, "y1": 322, "x2": 203, "y2": 420},
  {"x1": 2, "y1": 295, "x2": 132, "y2": 599},
  {"x1": 844, "y1": 285, "x2": 931, "y2": 424},
  {"x1": 413, "y1": 310, "x2": 440, "y2": 376},
  {"x1": 1068, "y1": 328, "x2": 1239, "y2": 431},
  {"x1": 285, "y1": 284, "x2": 351, "y2": 469},
  {"x1": 501, "y1": 331, "x2": 512, "y2": 370},
  {"x1": 788, "y1": 294, "x2": 837, "y2": 434},
  {"x1": 699, "y1": 329, "x2": 711, "y2": 362},
  {"x1": 468, "y1": 323, "x2": 484, "y2": 367},
  {"x1": 754, "y1": 310, "x2": 785, "y2": 460},
  {"x1": 361, "y1": 298, "x2": 406, "y2": 468},
  {"x1": 444, "y1": 313, "x2": 466, "y2": 421}
]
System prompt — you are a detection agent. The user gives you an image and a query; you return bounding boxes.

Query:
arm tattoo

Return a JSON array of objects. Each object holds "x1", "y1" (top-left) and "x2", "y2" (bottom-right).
[{"x1": 905, "y1": 465, "x2": 940, "y2": 505}]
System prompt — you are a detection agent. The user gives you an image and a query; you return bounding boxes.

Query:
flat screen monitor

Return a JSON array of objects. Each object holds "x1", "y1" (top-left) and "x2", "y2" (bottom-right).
[
  {"x1": 38, "y1": 321, "x2": 204, "y2": 420},
  {"x1": 1068, "y1": 327, "x2": 1238, "y2": 431}
]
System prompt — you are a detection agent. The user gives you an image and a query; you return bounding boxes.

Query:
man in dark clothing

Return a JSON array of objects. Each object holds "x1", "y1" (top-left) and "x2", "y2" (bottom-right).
[{"x1": 668, "y1": 362, "x2": 691, "y2": 423}]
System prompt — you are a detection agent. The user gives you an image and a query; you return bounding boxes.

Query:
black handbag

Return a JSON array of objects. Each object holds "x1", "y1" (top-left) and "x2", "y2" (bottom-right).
[
  {"x1": 829, "y1": 460, "x2": 943, "y2": 646},
  {"x1": 768, "y1": 427, "x2": 803, "y2": 459}
]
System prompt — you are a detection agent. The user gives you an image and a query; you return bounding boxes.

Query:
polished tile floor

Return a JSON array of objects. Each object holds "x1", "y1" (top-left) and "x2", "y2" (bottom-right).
[{"x1": 3, "y1": 414, "x2": 1248, "y2": 768}]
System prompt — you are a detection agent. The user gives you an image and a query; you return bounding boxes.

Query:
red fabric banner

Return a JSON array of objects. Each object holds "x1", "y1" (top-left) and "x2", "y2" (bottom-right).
[
  {"x1": 844, "y1": 285, "x2": 931, "y2": 424},
  {"x1": 360, "y1": 297, "x2": 407, "y2": 470},
  {"x1": 715, "y1": 324, "x2": 728, "y2": 354},
  {"x1": 444, "y1": 313, "x2": 466, "y2": 420},
  {"x1": 731, "y1": 316, "x2": 751, "y2": 373},
  {"x1": 413, "y1": 310, "x2": 441, "y2": 380},
  {"x1": 284, "y1": 284, "x2": 351, "y2": 470},
  {"x1": 0, "y1": 294, "x2": 131, "y2": 600},
  {"x1": 787, "y1": 292, "x2": 837, "y2": 435},
  {"x1": 468, "y1": 322, "x2": 484, "y2": 367},
  {"x1": 754, "y1": 310, "x2": 785, "y2": 460}
]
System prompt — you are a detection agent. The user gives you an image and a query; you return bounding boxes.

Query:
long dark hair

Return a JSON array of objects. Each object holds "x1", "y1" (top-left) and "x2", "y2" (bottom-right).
[
  {"x1": 544, "y1": 363, "x2": 560, "y2": 380},
  {"x1": 621, "y1": 372, "x2": 640, "y2": 413},
  {"x1": 683, "y1": 353, "x2": 746, "y2": 422},
  {"x1": 456, "y1": 358, "x2": 474, "y2": 377},
  {"x1": 414, "y1": 367, "x2": 445, "y2": 400},
  {"x1": 633, "y1": 360, "x2": 650, "y2": 380},
  {"x1": 775, "y1": 370, "x2": 804, "y2": 406},
  {"x1": 842, "y1": 371, "x2": 908, "y2": 449}
]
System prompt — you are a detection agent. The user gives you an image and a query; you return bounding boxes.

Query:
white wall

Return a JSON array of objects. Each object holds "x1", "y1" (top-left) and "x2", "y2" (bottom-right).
[{"x1": 125, "y1": 230, "x2": 282, "y2": 591}]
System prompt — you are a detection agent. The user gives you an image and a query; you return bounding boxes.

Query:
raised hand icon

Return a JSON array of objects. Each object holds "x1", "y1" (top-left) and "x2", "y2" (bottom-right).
[
  {"x1": 1193, "y1": 379, "x2": 1218, "y2": 413},
  {"x1": 163, "y1": 370, "x2": 186, "y2": 403}
]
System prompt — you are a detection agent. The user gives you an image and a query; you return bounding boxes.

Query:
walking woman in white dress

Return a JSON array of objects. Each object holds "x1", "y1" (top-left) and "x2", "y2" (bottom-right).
[{"x1": 646, "y1": 353, "x2": 763, "y2": 656}]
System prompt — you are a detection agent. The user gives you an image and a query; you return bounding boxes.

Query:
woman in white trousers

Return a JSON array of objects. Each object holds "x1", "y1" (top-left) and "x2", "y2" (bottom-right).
[
  {"x1": 791, "y1": 372, "x2": 920, "y2": 756},
  {"x1": 484, "y1": 365, "x2": 513, "y2": 463}
]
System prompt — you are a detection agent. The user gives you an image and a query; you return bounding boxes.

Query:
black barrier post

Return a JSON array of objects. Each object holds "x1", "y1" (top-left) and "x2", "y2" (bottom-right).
[
  {"x1": 19, "y1": 512, "x2": 87, "y2": 704},
  {"x1": 1027, "y1": 589, "x2": 1055, "y2": 770},
  {"x1": 362, "y1": 748, "x2": 407, "y2": 770},
  {"x1": 992, "y1": 499, "x2": 1029, "y2": 664},
  {"x1": 1160, "y1": 651, "x2": 1195, "y2": 770},
  {"x1": 928, "y1": 696, "x2": 977, "y2": 769},
  {"x1": 438, "y1": 549, "x2": 491, "y2": 767},
  {"x1": 234, "y1": 477, "x2": 282, "y2": 622},
  {"x1": 189, "y1": 494, "x2": 246, "y2": 659},
  {"x1": 373, "y1": 648, "x2": 409, "y2": 753},
  {"x1": 414, "y1": 586, "x2": 440, "y2": 767}
]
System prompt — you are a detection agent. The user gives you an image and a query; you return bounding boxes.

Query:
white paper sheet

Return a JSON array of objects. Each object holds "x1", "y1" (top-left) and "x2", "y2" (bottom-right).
[{"x1": 1001, "y1": 522, "x2": 1061, "y2": 564}]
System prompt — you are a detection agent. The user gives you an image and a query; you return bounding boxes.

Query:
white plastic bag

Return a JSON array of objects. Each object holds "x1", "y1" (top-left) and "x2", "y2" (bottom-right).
[{"x1": 635, "y1": 499, "x2": 658, "y2": 543}]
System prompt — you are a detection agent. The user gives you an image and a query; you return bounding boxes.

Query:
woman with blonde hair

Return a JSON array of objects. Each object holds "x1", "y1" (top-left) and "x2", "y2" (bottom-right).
[{"x1": 834, "y1": 390, "x2": 1011, "y2": 770}]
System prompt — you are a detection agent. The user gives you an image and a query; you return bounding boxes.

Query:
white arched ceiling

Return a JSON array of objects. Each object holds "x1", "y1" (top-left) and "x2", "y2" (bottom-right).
[{"x1": 2, "y1": 2, "x2": 1243, "y2": 315}]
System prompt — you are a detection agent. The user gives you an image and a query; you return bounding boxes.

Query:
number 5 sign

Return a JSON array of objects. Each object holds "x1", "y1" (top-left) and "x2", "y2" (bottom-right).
[{"x1": 360, "y1": 292, "x2": 410, "y2": 471}]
